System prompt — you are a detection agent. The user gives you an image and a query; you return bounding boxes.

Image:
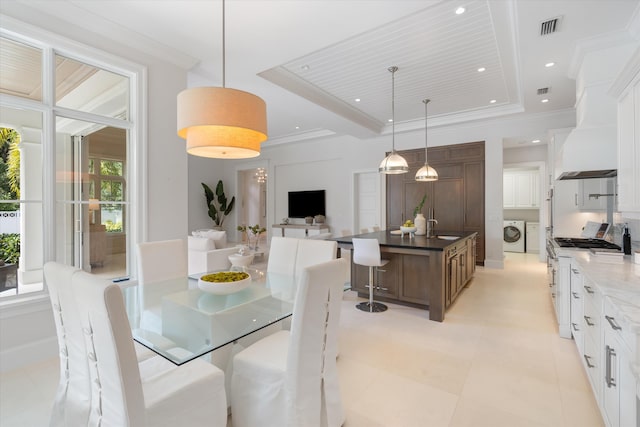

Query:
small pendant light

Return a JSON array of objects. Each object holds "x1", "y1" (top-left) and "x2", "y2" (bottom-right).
[
  {"x1": 415, "y1": 98, "x2": 438, "y2": 181},
  {"x1": 379, "y1": 66, "x2": 409, "y2": 174}
]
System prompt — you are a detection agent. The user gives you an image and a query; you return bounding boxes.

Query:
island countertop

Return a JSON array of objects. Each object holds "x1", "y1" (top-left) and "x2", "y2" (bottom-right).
[{"x1": 332, "y1": 230, "x2": 477, "y2": 251}]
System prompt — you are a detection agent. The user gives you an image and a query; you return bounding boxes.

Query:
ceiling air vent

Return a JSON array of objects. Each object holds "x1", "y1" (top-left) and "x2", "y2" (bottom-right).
[
  {"x1": 540, "y1": 17, "x2": 561, "y2": 36},
  {"x1": 537, "y1": 87, "x2": 550, "y2": 95}
]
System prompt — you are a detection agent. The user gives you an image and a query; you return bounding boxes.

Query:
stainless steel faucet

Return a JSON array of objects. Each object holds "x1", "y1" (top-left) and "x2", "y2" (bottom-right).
[{"x1": 426, "y1": 219, "x2": 438, "y2": 238}]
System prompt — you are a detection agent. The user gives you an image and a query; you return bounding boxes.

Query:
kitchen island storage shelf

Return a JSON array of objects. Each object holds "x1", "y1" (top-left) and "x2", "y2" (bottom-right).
[{"x1": 334, "y1": 230, "x2": 477, "y2": 322}]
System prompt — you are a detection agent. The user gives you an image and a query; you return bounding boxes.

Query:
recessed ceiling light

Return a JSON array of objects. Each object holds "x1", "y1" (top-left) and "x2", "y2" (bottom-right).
[
  {"x1": 477, "y1": 67, "x2": 486, "y2": 72},
  {"x1": 545, "y1": 62, "x2": 555, "y2": 68},
  {"x1": 295, "y1": 126, "x2": 300, "y2": 129},
  {"x1": 541, "y1": 98, "x2": 549, "y2": 103},
  {"x1": 489, "y1": 99, "x2": 496, "y2": 104},
  {"x1": 355, "y1": 98, "x2": 361, "y2": 102},
  {"x1": 301, "y1": 65, "x2": 310, "y2": 71},
  {"x1": 388, "y1": 119, "x2": 393, "y2": 122},
  {"x1": 456, "y1": 6, "x2": 465, "y2": 14},
  {"x1": 532, "y1": 139, "x2": 541, "y2": 143}
]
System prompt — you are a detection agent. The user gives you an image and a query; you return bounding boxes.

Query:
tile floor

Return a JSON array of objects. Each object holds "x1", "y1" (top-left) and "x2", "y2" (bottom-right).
[{"x1": 0, "y1": 252, "x2": 603, "y2": 427}]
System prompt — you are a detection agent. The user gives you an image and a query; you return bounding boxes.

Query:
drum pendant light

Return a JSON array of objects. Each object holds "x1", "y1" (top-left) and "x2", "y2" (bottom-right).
[
  {"x1": 177, "y1": 0, "x2": 267, "y2": 159},
  {"x1": 415, "y1": 99, "x2": 438, "y2": 181},
  {"x1": 379, "y1": 66, "x2": 409, "y2": 174}
]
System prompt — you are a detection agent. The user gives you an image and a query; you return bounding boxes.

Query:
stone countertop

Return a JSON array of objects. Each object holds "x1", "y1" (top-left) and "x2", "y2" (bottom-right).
[
  {"x1": 332, "y1": 230, "x2": 477, "y2": 252},
  {"x1": 569, "y1": 250, "x2": 640, "y2": 331}
]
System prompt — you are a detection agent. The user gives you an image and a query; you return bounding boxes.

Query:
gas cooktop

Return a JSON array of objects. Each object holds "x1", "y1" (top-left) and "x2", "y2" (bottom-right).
[{"x1": 554, "y1": 237, "x2": 621, "y2": 250}]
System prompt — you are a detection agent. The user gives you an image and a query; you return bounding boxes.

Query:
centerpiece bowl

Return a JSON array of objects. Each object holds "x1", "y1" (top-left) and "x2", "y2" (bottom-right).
[
  {"x1": 198, "y1": 271, "x2": 251, "y2": 295},
  {"x1": 400, "y1": 226, "x2": 417, "y2": 235}
]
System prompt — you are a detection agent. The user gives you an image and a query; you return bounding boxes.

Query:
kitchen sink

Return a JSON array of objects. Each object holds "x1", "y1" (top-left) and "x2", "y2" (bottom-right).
[{"x1": 436, "y1": 236, "x2": 459, "y2": 240}]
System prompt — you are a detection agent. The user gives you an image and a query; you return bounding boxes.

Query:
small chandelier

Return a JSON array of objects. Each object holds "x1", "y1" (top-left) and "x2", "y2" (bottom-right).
[
  {"x1": 379, "y1": 66, "x2": 408, "y2": 174},
  {"x1": 415, "y1": 99, "x2": 438, "y2": 181},
  {"x1": 254, "y1": 167, "x2": 267, "y2": 183},
  {"x1": 177, "y1": 0, "x2": 267, "y2": 159}
]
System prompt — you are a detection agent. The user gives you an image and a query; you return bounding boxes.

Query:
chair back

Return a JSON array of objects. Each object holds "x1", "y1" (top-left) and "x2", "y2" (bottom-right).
[
  {"x1": 44, "y1": 262, "x2": 90, "y2": 427},
  {"x1": 352, "y1": 238, "x2": 384, "y2": 267},
  {"x1": 72, "y1": 271, "x2": 146, "y2": 426},
  {"x1": 266, "y1": 236, "x2": 298, "y2": 275},
  {"x1": 294, "y1": 239, "x2": 337, "y2": 277},
  {"x1": 137, "y1": 239, "x2": 187, "y2": 284},
  {"x1": 286, "y1": 258, "x2": 347, "y2": 427}
]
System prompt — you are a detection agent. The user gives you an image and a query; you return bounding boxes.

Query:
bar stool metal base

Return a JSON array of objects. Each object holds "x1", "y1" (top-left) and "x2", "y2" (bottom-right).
[{"x1": 356, "y1": 301, "x2": 388, "y2": 313}]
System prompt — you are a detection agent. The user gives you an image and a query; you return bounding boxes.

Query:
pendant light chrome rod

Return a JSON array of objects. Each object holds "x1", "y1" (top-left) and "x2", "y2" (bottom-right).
[
  {"x1": 222, "y1": 0, "x2": 226, "y2": 88},
  {"x1": 390, "y1": 66, "x2": 397, "y2": 152},
  {"x1": 423, "y1": 98, "x2": 430, "y2": 159}
]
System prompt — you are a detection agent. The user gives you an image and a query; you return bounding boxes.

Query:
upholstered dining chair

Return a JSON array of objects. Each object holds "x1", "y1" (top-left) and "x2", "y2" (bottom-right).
[
  {"x1": 351, "y1": 238, "x2": 389, "y2": 313},
  {"x1": 44, "y1": 262, "x2": 156, "y2": 427},
  {"x1": 266, "y1": 236, "x2": 299, "y2": 275},
  {"x1": 231, "y1": 258, "x2": 347, "y2": 427},
  {"x1": 71, "y1": 270, "x2": 228, "y2": 427},
  {"x1": 136, "y1": 239, "x2": 188, "y2": 333}
]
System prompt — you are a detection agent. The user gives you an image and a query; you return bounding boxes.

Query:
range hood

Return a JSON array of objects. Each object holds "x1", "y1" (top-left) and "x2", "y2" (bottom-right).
[{"x1": 556, "y1": 125, "x2": 617, "y2": 180}]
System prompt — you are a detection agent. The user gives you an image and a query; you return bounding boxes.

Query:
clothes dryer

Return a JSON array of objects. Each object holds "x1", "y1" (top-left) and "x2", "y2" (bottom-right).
[{"x1": 504, "y1": 220, "x2": 525, "y2": 253}]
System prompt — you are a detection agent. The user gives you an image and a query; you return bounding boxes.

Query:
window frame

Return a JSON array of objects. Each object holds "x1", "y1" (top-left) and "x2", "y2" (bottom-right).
[{"x1": 0, "y1": 18, "x2": 146, "y2": 305}]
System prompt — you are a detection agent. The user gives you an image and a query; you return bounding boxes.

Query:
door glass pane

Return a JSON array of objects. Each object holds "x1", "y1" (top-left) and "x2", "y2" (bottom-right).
[
  {"x1": 55, "y1": 54, "x2": 129, "y2": 120},
  {"x1": 55, "y1": 117, "x2": 128, "y2": 279},
  {"x1": 0, "y1": 38, "x2": 43, "y2": 102},
  {"x1": 0, "y1": 107, "x2": 44, "y2": 297}
]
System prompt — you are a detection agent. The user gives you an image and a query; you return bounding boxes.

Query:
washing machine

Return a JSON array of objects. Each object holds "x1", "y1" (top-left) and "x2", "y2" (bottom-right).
[{"x1": 503, "y1": 220, "x2": 525, "y2": 253}]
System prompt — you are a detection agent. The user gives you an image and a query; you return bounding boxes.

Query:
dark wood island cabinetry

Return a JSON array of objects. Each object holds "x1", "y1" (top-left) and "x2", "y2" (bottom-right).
[{"x1": 334, "y1": 230, "x2": 477, "y2": 322}]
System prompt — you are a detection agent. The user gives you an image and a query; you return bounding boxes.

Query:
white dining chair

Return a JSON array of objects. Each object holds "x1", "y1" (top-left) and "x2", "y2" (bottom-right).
[
  {"x1": 294, "y1": 239, "x2": 337, "y2": 277},
  {"x1": 71, "y1": 270, "x2": 228, "y2": 427},
  {"x1": 352, "y1": 238, "x2": 389, "y2": 313},
  {"x1": 136, "y1": 239, "x2": 188, "y2": 333},
  {"x1": 231, "y1": 258, "x2": 347, "y2": 427},
  {"x1": 45, "y1": 262, "x2": 156, "y2": 427},
  {"x1": 266, "y1": 236, "x2": 299, "y2": 275},
  {"x1": 45, "y1": 262, "x2": 91, "y2": 427}
]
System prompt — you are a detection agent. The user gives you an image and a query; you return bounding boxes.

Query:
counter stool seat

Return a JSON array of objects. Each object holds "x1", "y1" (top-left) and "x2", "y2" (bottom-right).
[{"x1": 352, "y1": 238, "x2": 389, "y2": 313}]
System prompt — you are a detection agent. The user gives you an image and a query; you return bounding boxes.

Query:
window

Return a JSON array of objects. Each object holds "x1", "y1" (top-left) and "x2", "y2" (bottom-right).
[{"x1": 0, "y1": 27, "x2": 142, "y2": 299}]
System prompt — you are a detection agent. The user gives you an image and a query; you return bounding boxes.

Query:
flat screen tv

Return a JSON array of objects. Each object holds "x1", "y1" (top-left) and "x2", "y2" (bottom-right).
[{"x1": 288, "y1": 190, "x2": 326, "y2": 219}]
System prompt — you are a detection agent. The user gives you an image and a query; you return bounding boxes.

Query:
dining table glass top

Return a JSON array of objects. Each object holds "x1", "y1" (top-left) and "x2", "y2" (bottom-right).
[{"x1": 121, "y1": 268, "x2": 297, "y2": 365}]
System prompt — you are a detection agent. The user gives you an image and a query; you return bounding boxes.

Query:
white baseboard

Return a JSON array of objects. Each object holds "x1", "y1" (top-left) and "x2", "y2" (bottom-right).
[{"x1": 0, "y1": 336, "x2": 58, "y2": 373}]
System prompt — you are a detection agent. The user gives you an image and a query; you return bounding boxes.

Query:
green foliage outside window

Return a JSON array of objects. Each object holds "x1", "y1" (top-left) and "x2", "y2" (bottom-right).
[
  {"x1": 0, "y1": 233, "x2": 20, "y2": 265},
  {"x1": 0, "y1": 128, "x2": 20, "y2": 211}
]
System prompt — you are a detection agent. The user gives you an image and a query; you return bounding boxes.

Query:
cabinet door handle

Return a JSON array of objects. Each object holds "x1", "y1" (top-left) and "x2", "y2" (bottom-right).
[
  {"x1": 571, "y1": 322, "x2": 580, "y2": 332},
  {"x1": 584, "y1": 315, "x2": 594, "y2": 326},
  {"x1": 571, "y1": 268, "x2": 579, "y2": 274},
  {"x1": 583, "y1": 354, "x2": 595, "y2": 369},
  {"x1": 605, "y1": 315, "x2": 622, "y2": 331},
  {"x1": 605, "y1": 345, "x2": 617, "y2": 388},
  {"x1": 572, "y1": 292, "x2": 580, "y2": 299},
  {"x1": 583, "y1": 285, "x2": 594, "y2": 294}
]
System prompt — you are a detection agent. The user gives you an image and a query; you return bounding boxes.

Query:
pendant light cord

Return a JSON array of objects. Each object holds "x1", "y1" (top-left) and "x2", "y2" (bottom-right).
[
  {"x1": 222, "y1": 0, "x2": 226, "y2": 88},
  {"x1": 389, "y1": 66, "x2": 398, "y2": 152},
  {"x1": 423, "y1": 98, "x2": 430, "y2": 162}
]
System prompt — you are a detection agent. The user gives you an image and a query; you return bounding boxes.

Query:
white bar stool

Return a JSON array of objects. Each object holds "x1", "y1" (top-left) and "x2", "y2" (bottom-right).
[{"x1": 351, "y1": 238, "x2": 389, "y2": 313}]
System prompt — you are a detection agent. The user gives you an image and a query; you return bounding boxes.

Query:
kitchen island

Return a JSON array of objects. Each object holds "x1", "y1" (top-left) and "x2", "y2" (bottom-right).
[{"x1": 333, "y1": 230, "x2": 477, "y2": 322}]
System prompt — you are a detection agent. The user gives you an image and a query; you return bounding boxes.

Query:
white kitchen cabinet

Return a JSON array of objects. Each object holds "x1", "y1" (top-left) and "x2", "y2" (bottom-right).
[
  {"x1": 525, "y1": 222, "x2": 539, "y2": 253},
  {"x1": 570, "y1": 266, "x2": 584, "y2": 353},
  {"x1": 613, "y1": 51, "x2": 640, "y2": 215},
  {"x1": 602, "y1": 297, "x2": 637, "y2": 427},
  {"x1": 556, "y1": 256, "x2": 572, "y2": 339},
  {"x1": 503, "y1": 170, "x2": 539, "y2": 209}
]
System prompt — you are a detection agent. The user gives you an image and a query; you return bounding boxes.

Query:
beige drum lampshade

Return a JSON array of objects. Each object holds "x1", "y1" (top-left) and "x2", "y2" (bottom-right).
[{"x1": 177, "y1": 87, "x2": 268, "y2": 159}]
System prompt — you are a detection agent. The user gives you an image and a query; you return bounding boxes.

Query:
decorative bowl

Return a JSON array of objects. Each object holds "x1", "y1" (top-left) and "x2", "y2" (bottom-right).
[
  {"x1": 198, "y1": 271, "x2": 251, "y2": 295},
  {"x1": 400, "y1": 226, "x2": 417, "y2": 234}
]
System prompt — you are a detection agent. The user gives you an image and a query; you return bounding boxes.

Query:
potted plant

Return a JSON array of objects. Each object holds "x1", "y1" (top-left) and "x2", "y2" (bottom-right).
[
  {"x1": 413, "y1": 194, "x2": 427, "y2": 236},
  {"x1": 202, "y1": 180, "x2": 235, "y2": 229},
  {"x1": 237, "y1": 224, "x2": 266, "y2": 250}
]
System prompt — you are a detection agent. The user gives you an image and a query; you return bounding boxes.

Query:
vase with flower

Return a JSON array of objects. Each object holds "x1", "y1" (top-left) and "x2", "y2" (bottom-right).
[
  {"x1": 237, "y1": 224, "x2": 266, "y2": 251},
  {"x1": 413, "y1": 195, "x2": 427, "y2": 236}
]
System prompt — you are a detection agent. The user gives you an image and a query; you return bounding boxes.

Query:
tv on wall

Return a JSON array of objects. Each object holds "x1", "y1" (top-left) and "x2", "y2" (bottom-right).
[{"x1": 287, "y1": 190, "x2": 326, "y2": 218}]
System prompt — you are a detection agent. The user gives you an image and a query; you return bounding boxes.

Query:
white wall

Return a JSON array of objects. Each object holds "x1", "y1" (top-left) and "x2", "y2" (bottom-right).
[{"x1": 191, "y1": 109, "x2": 576, "y2": 269}]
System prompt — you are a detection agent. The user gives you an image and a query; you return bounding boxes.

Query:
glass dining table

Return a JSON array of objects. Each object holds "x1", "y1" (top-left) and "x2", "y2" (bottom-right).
[{"x1": 121, "y1": 268, "x2": 297, "y2": 365}]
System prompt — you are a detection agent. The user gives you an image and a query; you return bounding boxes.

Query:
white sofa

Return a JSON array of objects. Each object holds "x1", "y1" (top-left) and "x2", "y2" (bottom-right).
[{"x1": 187, "y1": 231, "x2": 241, "y2": 275}]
